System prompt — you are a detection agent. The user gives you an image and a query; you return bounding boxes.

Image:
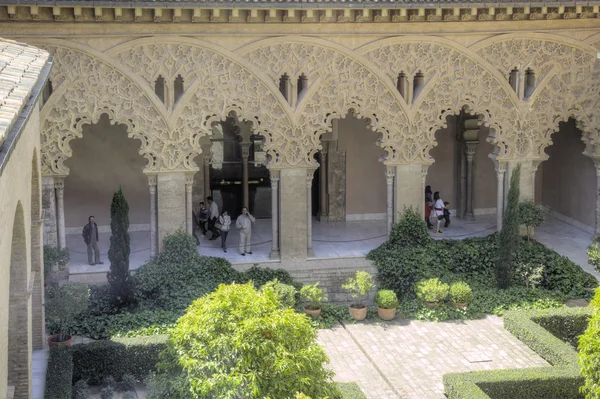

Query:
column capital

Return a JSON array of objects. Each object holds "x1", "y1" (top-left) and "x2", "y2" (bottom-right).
[
  {"x1": 592, "y1": 157, "x2": 600, "y2": 176},
  {"x1": 270, "y1": 174, "x2": 280, "y2": 187},
  {"x1": 385, "y1": 165, "x2": 396, "y2": 185},
  {"x1": 306, "y1": 168, "x2": 315, "y2": 187},
  {"x1": 203, "y1": 154, "x2": 211, "y2": 166},
  {"x1": 421, "y1": 164, "x2": 429, "y2": 184}
]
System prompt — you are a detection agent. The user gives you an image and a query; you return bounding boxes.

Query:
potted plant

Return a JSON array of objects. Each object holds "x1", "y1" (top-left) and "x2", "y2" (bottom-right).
[
  {"x1": 449, "y1": 281, "x2": 473, "y2": 308},
  {"x1": 43, "y1": 245, "x2": 69, "y2": 287},
  {"x1": 342, "y1": 271, "x2": 375, "y2": 321},
  {"x1": 375, "y1": 289, "x2": 398, "y2": 321},
  {"x1": 300, "y1": 283, "x2": 327, "y2": 318},
  {"x1": 415, "y1": 278, "x2": 449, "y2": 307},
  {"x1": 45, "y1": 281, "x2": 89, "y2": 347}
]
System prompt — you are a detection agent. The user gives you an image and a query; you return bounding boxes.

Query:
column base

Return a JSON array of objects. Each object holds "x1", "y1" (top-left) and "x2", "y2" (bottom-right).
[
  {"x1": 463, "y1": 212, "x2": 475, "y2": 221},
  {"x1": 307, "y1": 248, "x2": 315, "y2": 258},
  {"x1": 269, "y1": 249, "x2": 280, "y2": 260},
  {"x1": 317, "y1": 213, "x2": 328, "y2": 222}
]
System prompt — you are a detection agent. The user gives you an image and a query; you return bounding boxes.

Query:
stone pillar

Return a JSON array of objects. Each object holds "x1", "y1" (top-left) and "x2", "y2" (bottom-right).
[
  {"x1": 241, "y1": 143, "x2": 250, "y2": 209},
  {"x1": 203, "y1": 155, "x2": 211, "y2": 200},
  {"x1": 509, "y1": 159, "x2": 536, "y2": 201},
  {"x1": 41, "y1": 176, "x2": 57, "y2": 247},
  {"x1": 54, "y1": 177, "x2": 66, "y2": 249},
  {"x1": 31, "y1": 218, "x2": 44, "y2": 350},
  {"x1": 394, "y1": 164, "x2": 428, "y2": 221},
  {"x1": 269, "y1": 170, "x2": 280, "y2": 259},
  {"x1": 307, "y1": 169, "x2": 315, "y2": 257},
  {"x1": 279, "y1": 168, "x2": 308, "y2": 260},
  {"x1": 157, "y1": 172, "x2": 187, "y2": 249},
  {"x1": 464, "y1": 144, "x2": 477, "y2": 219},
  {"x1": 386, "y1": 166, "x2": 395, "y2": 235},
  {"x1": 496, "y1": 163, "x2": 506, "y2": 231},
  {"x1": 185, "y1": 174, "x2": 194, "y2": 235},
  {"x1": 148, "y1": 175, "x2": 158, "y2": 257},
  {"x1": 318, "y1": 145, "x2": 328, "y2": 221},
  {"x1": 327, "y1": 147, "x2": 346, "y2": 221}
]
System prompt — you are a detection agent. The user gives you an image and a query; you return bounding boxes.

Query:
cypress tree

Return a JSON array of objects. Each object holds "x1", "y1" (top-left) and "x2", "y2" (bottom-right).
[
  {"x1": 107, "y1": 187, "x2": 134, "y2": 307},
  {"x1": 496, "y1": 163, "x2": 521, "y2": 289}
]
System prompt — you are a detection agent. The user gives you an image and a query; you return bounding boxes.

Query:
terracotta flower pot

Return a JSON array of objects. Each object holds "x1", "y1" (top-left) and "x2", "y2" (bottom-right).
[
  {"x1": 349, "y1": 305, "x2": 367, "y2": 321},
  {"x1": 377, "y1": 307, "x2": 396, "y2": 321},
  {"x1": 453, "y1": 302, "x2": 468, "y2": 309},
  {"x1": 426, "y1": 302, "x2": 440, "y2": 308},
  {"x1": 304, "y1": 306, "x2": 321, "y2": 318},
  {"x1": 48, "y1": 334, "x2": 72, "y2": 348}
]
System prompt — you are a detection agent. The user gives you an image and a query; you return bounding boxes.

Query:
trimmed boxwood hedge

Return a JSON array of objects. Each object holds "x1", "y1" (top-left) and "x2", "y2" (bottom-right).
[
  {"x1": 45, "y1": 347, "x2": 73, "y2": 399},
  {"x1": 444, "y1": 307, "x2": 591, "y2": 399},
  {"x1": 71, "y1": 335, "x2": 168, "y2": 385}
]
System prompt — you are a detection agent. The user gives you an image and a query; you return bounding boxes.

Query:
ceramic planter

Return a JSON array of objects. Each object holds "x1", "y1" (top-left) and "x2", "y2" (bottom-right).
[
  {"x1": 349, "y1": 305, "x2": 367, "y2": 321},
  {"x1": 453, "y1": 302, "x2": 468, "y2": 309},
  {"x1": 304, "y1": 306, "x2": 321, "y2": 318},
  {"x1": 425, "y1": 302, "x2": 440, "y2": 308},
  {"x1": 377, "y1": 307, "x2": 396, "y2": 321},
  {"x1": 48, "y1": 334, "x2": 72, "y2": 348}
]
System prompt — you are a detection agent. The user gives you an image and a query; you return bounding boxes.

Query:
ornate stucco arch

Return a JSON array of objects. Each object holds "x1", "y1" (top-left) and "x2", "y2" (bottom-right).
[
  {"x1": 31, "y1": 39, "x2": 172, "y2": 175},
  {"x1": 237, "y1": 36, "x2": 410, "y2": 167},
  {"x1": 107, "y1": 37, "x2": 294, "y2": 168}
]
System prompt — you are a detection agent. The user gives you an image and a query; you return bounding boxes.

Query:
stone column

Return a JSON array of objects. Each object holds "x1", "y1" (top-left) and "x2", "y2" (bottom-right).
[
  {"x1": 307, "y1": 169, "x2": 315, "y2": 257},
  {"x1": 496, "y1": 163, "x2": 506, "y2": 231},
  {"x1": 148, "y1": 175, "x2": 158, "y2": 257},
  {"x1": 157, "y1": 172, "x2": 187, "y2": 250},
  {"x1": 31, "y1": 217, "x2": 45, "y2": 350},
  {"x1": 41, "y1": 176, "x2": 57, "y2": 247},
  {"x1": 465, "y1": 144, "x2": 477, "y2": 219},
  {"x1": 269, "y1": 170, "x2": 280, "y2": 259},
  {"x1": 279, "y1": 168, "x2": 308, "y2": 260},
  {"x1": 241, "y1": 143, "x2": 250, "y2": 209},
  {"x1": 386, "y1": 166, "x2": 396, "y2": 235},
  {"x1": 54, "y1": 177, "x2": 66, "y2": 249},
  {"x1": 394, "y1": 164, "x2": 427, "y2": 221},
  {"x1": 318, "y1": 145, "x2": 328, "y2": 221},
  {"x1": 203, "y1": 155, "x2": 211, "y2": 200},
  {"x1": 185, "y1": 174, "x2": 194, "y2": 235}
]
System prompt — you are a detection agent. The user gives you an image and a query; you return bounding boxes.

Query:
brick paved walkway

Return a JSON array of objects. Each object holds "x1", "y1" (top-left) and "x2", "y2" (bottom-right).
[{"x1": 318, "y1": 315, "x2": 548, "y2": 399}]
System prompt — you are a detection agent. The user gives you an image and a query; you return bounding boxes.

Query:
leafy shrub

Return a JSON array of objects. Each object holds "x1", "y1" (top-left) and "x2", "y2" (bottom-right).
[
  {"x1": 513, "y1": 261, "x2": 544, "y2": 289},
  {"x1": 103, "y1": 376, "x2": 117, "y2": 389},
  {"x1": 342, "y1": 271, "x2": 375, "y2": 307},
  {"x1": 71, "y1": 335, "x2": 168, "y2": 385},
  {"x1": 416, "y1": 278, "x2": 449, "y2": 303},
  {"x1": 518, "y1": 199, "x2": 546, "y2": 240},
  {"x1": 45, "y1": 347, "x2": 73, "y2": 399},
  {"x1": 496, "y1": 164, "x2": 521, "y2": 289},
  {"x1": 375, "y1": 290, "x2": 398, "y2": 309},
  {"x1": 300, "y1": 283, "x2": 327, "y2": 310},
  {"x1": 262, "y1": 279, "x2": 296, "y2": 308},
  {"x1": 44, "y1": 245, "x2": 70, "y2": 280},
  {"x1": 122, "y1": 392, "x2": 137, "y2": 399},
  {"x1": 73, "y1": 380, "x2": 89, "y2": 399},
  {"x1": 46, "y1": 282, "x2": 90, "y2": 340},
  {"x1": 152, "y1": 283, "x2": 340, "y2": 399},
  {"x1": 579, "y1": 288, "x2": 600, "y2": 398},
  {"x1": 388, "y1": 206, "x2": 431, "y2": 248},
  {"x1": 100, "y1": 386, "x2": 114, "y2": 399},
  {"x1": 587, "y1": 238, "x2": 600, "y2": 274},
  {"x1": 337, "y1": 382, "x2": 367, "y2": 399},
  {"x1": 450, "y1": 282, "x2": 473, "y2": 304},
  {"x1": 243, "y1": 265, "x2": 296, "y2": 287},
  {"x1": 120, "y1": 374, "x2": 137, "y2": 392}
]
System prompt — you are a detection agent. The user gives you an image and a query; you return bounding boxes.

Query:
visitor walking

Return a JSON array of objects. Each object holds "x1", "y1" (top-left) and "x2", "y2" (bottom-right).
[
  {"x1": 218, "y1": 210, "x2": 231, "y2": 253},
  {"x1": 82, "y1": 216, "x2": 103, "y2": 266},
  {"x1": 443, "y1": 201, "x2": 451, "y2": 228},
  {"x1": 198, "y1": 201, "x2": 208, "y2": 235},
  {"x1": 207, "y1": 196, "x2": 220, "y2": 240},
  {"x1": 236, "y1": 207, "x2": 255, "y2": 256},
  {"x1": 431, "y1": 192, "x2": 445, "y2": 234},
  {"x1": 192, "y1": 210, "x2": 201, "y2": 246},
  {"x1": 425, "y1": 185, "x2": 434, "y2": 229}
]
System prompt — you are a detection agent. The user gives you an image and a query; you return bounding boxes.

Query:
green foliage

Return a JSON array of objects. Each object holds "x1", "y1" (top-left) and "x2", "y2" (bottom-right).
[
  {"x1": 375, "y1": 289, "x2": 399, "y2": 309},
  {"x1": 262, "y1": 279, "x2": 297, "y2": 308},
  {"x1": 513, "y1": 261, "x2": 544, "y2": 289},
  {"x1": 449, "y1": 282, "x2": 473, "y2": 303},
  {"x1": 45, "y1": 282, "x2": 89, "y2": 340},
  {"x1": 152, "y1": 283, "x2": 340, "y2": 399},
  {"x1": 336, "y1": 382, "x2": 367, "y2": 399},
  {"x1": 43, "y1": 245, "x2": 70, "y2": 280},
  {"x1": 496, "y1": 163, "x2": 521, "y2": 289},
  {"x1": 389, "y1": 206, "x2": 432, "y2": 248},
  {"x1": 342, "y1": 271, "x2": 375, "y2": 307},
  {"x1": 587, "y1": 238, "x2": 600, "y2": 274},
  {"x1": 122, "y1": 392, "x2": 137, "y2": 399},
  {"x1": 45, "y1": 347, "x2": 73, "y2": 399},
  {"x1": 243, "y1": 265, "x2": 297, "y2": 287},
  {"x1": 300, "y1": 283, "x2": 327, "y2": 310},
  {"x1": 71, "y1": 335, "x2": 168, "y2": 385},
  {"x1": 73, "y1": 380, "x2": 89, "y2": 399},
  {"x1": 107, "y1": 187, "x2": 135, "y2": 307},
  {"x1": 103, "y1": 376, "x2": 117, "y2": 389},
  {"x1": 100, "y1": 386, "x2": 114, "y2": 399},
  {"x1": 518, "y1": 199, "x2": 546, "y2": 240},
  {"x1": 579, "y1": 288, "x2": 600, "y2": 398},
  {"x1": 416, "y1": 278, "x2": 449, "y2": 303},
  {"x1": 120, "y1": 374, "x2": 138, "y2": 392}
]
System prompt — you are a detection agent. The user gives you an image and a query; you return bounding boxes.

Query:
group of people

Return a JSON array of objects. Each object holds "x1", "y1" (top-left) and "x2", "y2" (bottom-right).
[
  {"x1": 193, "y1": 196, "x2": 256, "y2": 256},
  {"x1": 424, "y1": 185, "x2": 451, "y2": 234}
]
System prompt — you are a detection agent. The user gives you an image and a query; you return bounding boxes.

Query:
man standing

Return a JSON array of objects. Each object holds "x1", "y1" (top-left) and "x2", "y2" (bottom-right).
[
  {"x1": 207, "y1": 196, "x2": 220, "y2": 240},
  {"x1": 82, "y1": 216, "x2": 103, "y2": 266},
  {"x1": 236, "y1": 207, "x2": 255, "y2": 256}
]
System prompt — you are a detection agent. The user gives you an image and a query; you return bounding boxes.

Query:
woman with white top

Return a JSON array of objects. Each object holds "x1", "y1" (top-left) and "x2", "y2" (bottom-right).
[
  {"x1": 218, "y1": 210, "x2": 232, "y2": 252},
  {"x1": 432, "y1": 191, "x2": 445, "y2": 234}
]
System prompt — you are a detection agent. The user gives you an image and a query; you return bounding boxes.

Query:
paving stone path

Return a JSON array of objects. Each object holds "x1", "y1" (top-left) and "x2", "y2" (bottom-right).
[{"x1": 318, "y1": 315, "x2": 549, "y2": 399}]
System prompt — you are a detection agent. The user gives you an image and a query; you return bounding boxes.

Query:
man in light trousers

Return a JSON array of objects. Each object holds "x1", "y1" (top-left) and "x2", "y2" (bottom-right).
[{"x1": 236, "y1": 207, "x2": 255, "y2": 256}]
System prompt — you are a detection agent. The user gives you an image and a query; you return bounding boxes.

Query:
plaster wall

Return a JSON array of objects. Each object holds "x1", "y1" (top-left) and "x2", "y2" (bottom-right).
[
  {"x1": 473, "y1": 127, "x2": 498, "y2": 211},
  {"x1": 541, "y1": 120, "x2": 596, "y2": 228},
  {"x1": 337, "y1": 116, "x2": 386, "y2": 216},
  {"x1": 0, "y1": 105, "x2": 39, "y2": 398},
  {"x1": 63, "y1": 114, "x2": 150, "y2": 229}
]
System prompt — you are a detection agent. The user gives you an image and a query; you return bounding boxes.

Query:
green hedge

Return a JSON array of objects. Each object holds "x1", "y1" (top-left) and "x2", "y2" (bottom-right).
[
  {"x1": 337, "y1": 382, "x2": 367, "y2": 399},
  {"x1": 444, "y1": 307, "x2": 591, "y2": 399},
  {"x1": 45, "y1": 347, "x2": 73, "y2": 399},
  {"x1": 71, "y1": 335, "x2": 168, "y2": 385}
]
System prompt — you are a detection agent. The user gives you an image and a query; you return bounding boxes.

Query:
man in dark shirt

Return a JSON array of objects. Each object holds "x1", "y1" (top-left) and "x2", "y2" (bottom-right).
[{"x1": 82, "y1": 216, "x2": 103, "y2": 266}]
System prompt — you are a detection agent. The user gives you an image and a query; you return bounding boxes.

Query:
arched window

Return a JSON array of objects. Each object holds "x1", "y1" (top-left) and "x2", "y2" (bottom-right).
[
  {"x1": 509, "y1": 68, "x2": 519, "y2": 92},
  {"x1": 155, "y1": 75, "x2": 165, "y2": 104},
  {"x1": 396, "y1": 72, "x2": 408, "y2": 101},
  {"x1": 297, "y1": 74, "x2": 309, "y2": 101},
  {"x1": 279, "y1": 73, "x2": 291, "y2": 103},
  {"x1": 174, "y1": 75, "x2": 184, "y2": 104},
  {"x1": 42, "y1": 79, "x2": 53, "y2": 106},
  {"x1": 524, "y1": 68, "x2": 536, "y2": 99},
  {"x1": 412, "y1": 71, "x2": 424, "y2": 103}
]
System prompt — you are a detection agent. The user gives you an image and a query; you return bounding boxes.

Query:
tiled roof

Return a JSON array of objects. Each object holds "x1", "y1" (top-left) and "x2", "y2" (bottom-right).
[{"x1": 0, "y1": 39, "x2": 49, "y2": 148}]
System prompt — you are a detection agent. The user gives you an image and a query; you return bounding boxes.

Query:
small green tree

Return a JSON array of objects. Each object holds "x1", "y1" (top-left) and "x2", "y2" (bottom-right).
[
  {"x1": 107, "y1": 187, "x2": 134, "y2": 307},
  {"x1": 588, "y1": 236, "x2": 600, "y2": 274},
  {"x1": 342, "y1": 271, "x2": 375, "y2": 308},
  {"x1": 389, "y1": 206, "x2": 431, "y2": 248},
  {"x1": 518, "y1": 199, "x2": 545, "y2": 240},
  {"x1": 45, "y1": 282, "x2": 89, "y2": 341},
  {"x1": 579, "y1": 288, "x2": 600, "y2": 398},
  {"x1": 496, "y1": 163, "x2": 521, "y2": 289}
]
